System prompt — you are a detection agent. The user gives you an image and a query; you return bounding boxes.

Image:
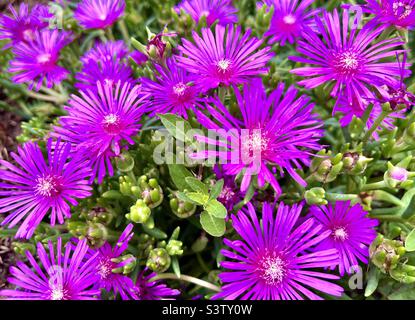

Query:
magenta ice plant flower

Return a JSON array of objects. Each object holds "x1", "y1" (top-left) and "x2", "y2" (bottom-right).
[
  {"x1": 309, "y1": 201, "x2": 378, "y2": 276},
  {"x1": 53, "y1": 81, "x2": 147, "y2": 183},
  {"x1": 134, "y1": 268, "x2": 180, "y2": 300},
  {"x1": 214, "y1": 202, "x2": 343, "y2": 300},
  {"x1": 141, "y1": 57, "x2": 204, "y2": 118},
  {"x1": 74, "y1": 0, "x2": 125, "y2": 30},
  {"x1": 263, "y1": 0, "x2": 318, "y2": 46},
  {"x1": 177, "y1": 25, "x2": 274, "y2": 91},
  {"x1": 175, "y1": 0, "x2": 238, "y2": 26},
  {"x1": 0, "y1": 3, "x2": 51, "y2": 49},
  {"x1": 364, "y1": 0, "x2": 415, "y2": 29},
  {"x1": 290, "y1": 9, "x2": 408, "y2": 113},
  {"x1": 0, "y1": 238, "x2": 99, "y2": 300},
  {"x1": 9, "y1": 29, "x2": 72, "y2": 91},
  {"x1": 193, "y1": 79, "x2": 323, "y2": 194},
  {"x1": 0, "y1": 139, "x2": 92, "y2": 239}
]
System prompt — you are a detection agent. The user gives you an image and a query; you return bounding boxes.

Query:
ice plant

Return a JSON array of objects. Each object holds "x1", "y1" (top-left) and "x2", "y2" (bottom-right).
[
  {"x1": 364, "y1": 0, "x2": 415, "y2": 29},
  {"x1": 80, "y1": 40, "x2": 129, "y2": 65},
  {"x1": 9, "y1": 29, "x2": 72, "y2": 91},
  {"x1": 193, "y1": 79, "x2": 323, "y2": 194},
  {"x1": 74, "y1": 0, "x2": 125, "y2": 30},
  {"x1": 141, "y1": 57, "x2": 203, "y2": 118},
  {"x1": 263, "y1": 0, "x2": 318, "y2": 46},
  {"x1": 175, "y1": 0, "x2": 238, "y2": 26},
  {"x1": 177, "y1": 25, "x2": 274, "y2": 91},
  {"x1": 75, "y1": 58, "x2": 135, "y2": 92},
  {"x1": 290, "y1": 9, "x2": 407, "y2": 112},
  {"x1": 214, "y1": 202, "x2": 343, "y2": 300},
  {"x1": 213, "y1": 166, "x2": 244, "y2": 211},
  {"x1": 0, "y1": 3, "x2": 51, "y2": 49},
  {"x1": 0, "y1": 139, "x2": 92, "y2": 239},
  {"x1": 0, "y1": 238, "x2": 99, "y2": 300},
  {"x1": 53, "y1": 81, "x2": 147, "y2": 183},
  {"x1": 134, "y1": 268, "x2": 180, "y2": 300},
  {"x1": 87, "y1": 224, "x2": 137, "y2": 299},
  {"x1": 309, "y1": 201, "x2": 378, "y2": 276}
]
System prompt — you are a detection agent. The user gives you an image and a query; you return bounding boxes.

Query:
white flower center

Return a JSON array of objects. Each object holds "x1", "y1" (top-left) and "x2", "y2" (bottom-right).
[
  {"x1": 37, "y1": 53, "x2": 52, "y2": 64},
  {"x1": 393, "y1": 2, "x2": 413, "y2": 19},
  {"x1": 99, "y1": 13, "x2": 107, "y2": 21},
  {"x1": 258, "y1": 255, "x2": 287, "y2": 286},
  {"x1": 22, "y1": 29, "x2": 35, "y2": 41},
  {"x1": 35, "y1": 175, "x2": 60, "y2": 197},
  {"x1": 50, "y1": 286, "x2": 66, "y2": 300},
  {"x1": 332, "y1": 227, "x2": 348, "y2": 241},
  {"x1": 173, "y1": 82, "x2": 187, "y2": 96},
  {"x1": 283, "y1": 14, "x2": 296, "y2": 25},
  {"x1": 98, "y1": 258, "x2": 113, "y2": 279},
  {"x1": 104, "y1": 113, "x2": 119, "y2": 125},
  {"x1": 217, "y1": 59, "x2": 231, "y2": 72},
  {"x1": 242, "y1": 130, "x2": 269, "y2": 158}
]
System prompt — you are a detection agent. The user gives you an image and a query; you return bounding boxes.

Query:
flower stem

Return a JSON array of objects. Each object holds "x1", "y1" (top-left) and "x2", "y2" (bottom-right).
[
  {"x1": 361, "y1": 180, "x2": 386, "y2": 191},
  {"x1": 151, "y1": 273, "x2": 221, "y2": 292},
  {"x1": 118, "y1": 20, "x2": 130, "y2": 43},
  {"x1": 362, "y1": 108, "x2": 390, "y2": 143},
  {"x1": 325, "y1": 193, "x2": 358, "y2": 202}
]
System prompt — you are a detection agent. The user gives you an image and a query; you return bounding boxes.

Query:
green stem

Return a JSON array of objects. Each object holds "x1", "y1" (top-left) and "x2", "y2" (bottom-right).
[
  {"x1": 25, "y1": 90, "x2": 60, "y2": 103},
  {"x1": 362, "y1": 180, "x2": 387, "y2": 191},
  {"x1": 151, "y1": 273, "x2": 221, "y2": 292},
  {"x1": 326, "y1": 193, "x2": 358, "y2": 202},
  {"x1": 105, "y1": 27, "x2": 115, "y2": 41},
  {"x1": 118, "y1": 20, "x2": 130, "y2": 43},
  {"x1": 362, "y1": 108, "x2": 390, "y2": 143}
]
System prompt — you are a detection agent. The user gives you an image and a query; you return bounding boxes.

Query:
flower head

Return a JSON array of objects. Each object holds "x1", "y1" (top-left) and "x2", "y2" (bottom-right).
[
  {"x1": 309, "y1": 201, "x2": 378, "y2": 276},
  {"x1": 214, "y1": 202, "x2": 343, "y2": 300},
  {"x1": 263, "y1": 0, "x2": 318, "y2": 46},
  {"x1": 0, "y1": 3, "x2": 51, "y2": 49},
  {"x1": 177, "y1": 25, "x2": 274, "y2": 91},
  {"x1": 53, "y1": 81, "x2": 147, "y2": 183},
  {"x1": 74, "y1": 0, "x2": 125, "y2": 30},
  {"x1": 364, "y1": 0, "x2": 415, "y2": 29},
  {"x1": 213, "y1": 166, "x2": 244, "y2": 211},
  {"x1": 0, "y1": 238, "x2": 99, "y2": 300},
  {"x1": 80, "y1": 40, "x2": 129, "y2": 65},
  {"x1": 0, "y1": 139, "x2": 91, "y2": 239},
  {"x1": 193, "y1": 79, "x2": 323, "y2": 194},
  {"x1": 134, "y1": 268, "x2": 180, "y2": 300},
  {"x1": 175, "y1": 0, "x2": 238, "y2": 26},
  {"x1": 87, "y1": 224, "x2": 137, "y2": 299},
  {"x1": 290, "y1": 9, "x2": 408, "y2": 113},
  {"x1": 76, "y1": 43, "x2": 134, "y2": 91},
  {"x1": 9, "y1": 29, "x2": 72, "y2": 91},
  {"x1": 141, "y1": 57, "x2": 204, "y2": 118}
]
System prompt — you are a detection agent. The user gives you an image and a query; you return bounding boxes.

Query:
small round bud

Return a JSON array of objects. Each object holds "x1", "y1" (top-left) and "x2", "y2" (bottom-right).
[{"x1": 146, "y1": 248, "x2": 171, "y2": 273}]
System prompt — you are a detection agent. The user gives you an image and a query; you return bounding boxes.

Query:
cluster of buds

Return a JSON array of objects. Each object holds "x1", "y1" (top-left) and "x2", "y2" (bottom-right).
[
  {"x1": 370, "y1": 233, "x2": 415, "y2": 284},
  {"x1": 146, "y1": 227, "x2": 183, "y2": 273},
  {"x1": 68, "y1": 221, "x2": 108, "y2": 248},
  {"x1": 310, "y1": 150, "x2": 343, "y2": 183},
  {"x1": 342, "y1": 151, "x2": 372, "y2": 176},
  {"x1": 79, "y1": 206, "x2": 114, "y2": 226},
  {"x1": 169, "y1": 192, "x2": 197, "y2": 218}
]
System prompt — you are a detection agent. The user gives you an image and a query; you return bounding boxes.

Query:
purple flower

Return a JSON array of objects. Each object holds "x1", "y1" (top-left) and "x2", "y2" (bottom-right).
[
  {"x1": 74, "y1": 0, "x2": 125, "y2": 30},
  {"x1": 175, "y1": 0, "x2": 238, "y2": 26},
  {"x1": 80, "y1": 40, "x2": 129, "y2": 65},
  {"x1": 263, "y1": 0, "x2": 318, "y2": 46},
  {"x1": 9, "y1": 29, "x2": 72, "y2": 91},
  {"x1": 141, "y1": 57, "x2": 204, "y2": 118},
  {"x1": 0, "y1": 3, "x2": 51, "y2": 49},
  {"x1": 177, "y1": 25, "x2": 274, "y2": 91},
  {"x1": 364, "y1": 0, "x2": 415, "y2": 29},
  {"x1": 0, "y1": 238, "x2": 99, "y2": 300},
  {"x1": 213, "y1": 202, "x2": 343, "y2": 300},
  {"x1": 193, "y1": 79, "x2": 322, "y2": 194},
  {"x1": 213, "y1": 166, "x2": 244, "y2": 212},
  {"x1": 87, "y1": 224, "x2": 137, "y2": 300},
  {"x1": 309, "y1": 201, "x2": 378, "y2": 276},
  {"x1": 290, "y1": 9, "x2": 407, "y2": 113},
  {"x1": 130, "y1": 50, "x2": 148, "y2": 66},
  {"x1": 53, "y1": 81, "x2": 147, "y2": 183},
  {"x1": 75, "y1": 42, "x2": 134, "y2": 92},
  {"x1": 0, "y1": 139, "x2": 91, "y2": 239},
  {"x1": 134, "y1": 268, "x2": 180, "y2": 300}
]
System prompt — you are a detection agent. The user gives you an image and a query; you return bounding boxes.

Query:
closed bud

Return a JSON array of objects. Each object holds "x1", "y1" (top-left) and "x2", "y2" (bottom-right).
[
  {"x1": 385, "y1": 162, "x2": 414, "y2": 189},
  {"x1": 170, "y1": 194, "x2": 196, "y2": 218},
  {"x1": 191, "y1": 234, "x2": 208, "y2": 252},
  {"x1": 166, "y1": 239, "x2": 183, "y2": 256},
  {"x1": 146, "y1": 248, "x2": 171, "y2": 273},
  {"x1": 111, "y1": 254, "x2": 137, "y2": 275},
  {"x1": 343, "y1": 152, "x2": 372, "y2": 175},
  {"x1": 370, "y1": 235, "x2": 405, "y2": 273},
  {"x1": 86, "y1": 222, "x2": 108, "y2": 248},
  {"x1": 305, "y1": 187, "x2": 327, "y2": 205},
  {"x1": 127, "y1": 199, "x2": 151, "y2": 224},
  {"x1": 115, "y1": 152, "x2": 135, "y2": 172}
]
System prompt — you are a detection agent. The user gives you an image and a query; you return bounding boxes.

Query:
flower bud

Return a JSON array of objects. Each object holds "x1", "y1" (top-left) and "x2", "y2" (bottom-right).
[
  {"x1": 384, "y1": 162, "x2": 414, "y2": 189},
  {"x1": 343, "y1": 152, "x2": 372, "y2": 175},
  {"x1": 370, "y1": 235, "x2": 406, "y2": 273},
  {"x1": 111, "y1": 254, "x2": 137, "y2": 275},
  {"x1": 304, "y1": 187, "x2": 327, "y2": 206},
  {"x1": 170, "y1": 195, "x2": 196, "y2": 218},
  {"x1": 166, "y1": 239, "x2": 183, "y2": 256},
  {"x1": 311, "y1": 150, "x2": 343, "y2": 183},
  {"x1": 126, "y1": 199, "x2": 151, "y2": 224},
  {"x1": 191, "y1": 234, "x2": 208, "y2": 253},
  {"x1": 146, "y1": 248, "x2": 171, "y2": 273}
]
